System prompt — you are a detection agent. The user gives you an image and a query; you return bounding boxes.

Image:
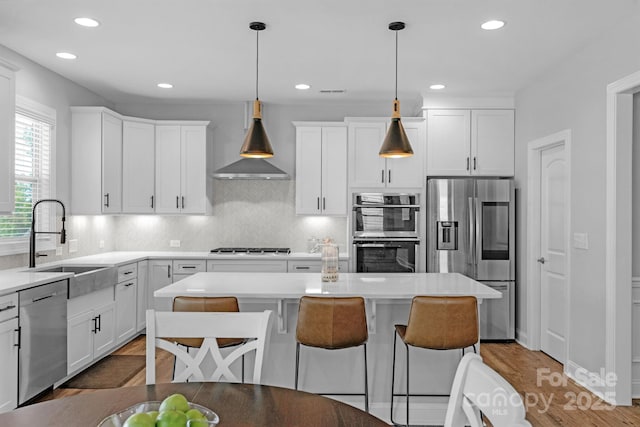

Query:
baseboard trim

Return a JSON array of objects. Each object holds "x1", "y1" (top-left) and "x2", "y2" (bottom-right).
[
  {"x1": 565, "y1": 359, "x2": 611, "y2": 403},
  {"x1": 633, "y1": 381, "x2": 640, "y2": 399},
  {"x1": 516, "y1": 328, "x2": 529, "y2": 349}
]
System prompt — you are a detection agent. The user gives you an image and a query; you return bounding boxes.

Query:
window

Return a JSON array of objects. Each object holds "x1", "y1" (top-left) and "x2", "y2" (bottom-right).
[{"x1": 0, "y1": 96, "x2": 55, "y2": 255}]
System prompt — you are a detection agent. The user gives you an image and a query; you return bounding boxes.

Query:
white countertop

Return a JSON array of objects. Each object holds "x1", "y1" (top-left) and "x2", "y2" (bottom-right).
[
  {"x1": 154, "y1": 272, "x2": 502, "y2": 300},
  {"x1": 0, "y1": 251, "x2": 349, "y2": 296}
]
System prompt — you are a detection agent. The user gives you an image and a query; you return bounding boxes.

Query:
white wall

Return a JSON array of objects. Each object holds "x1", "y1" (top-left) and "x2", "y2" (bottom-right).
[
  {"x1": 633, "y1": 93, "x2": 640, "y2": 277},
  {"x1": 0, "y1": 45, "x2": 118, "y2": 270},
  {"x1": 515, "y1": 9, "x2": 640, "y2": 375}
]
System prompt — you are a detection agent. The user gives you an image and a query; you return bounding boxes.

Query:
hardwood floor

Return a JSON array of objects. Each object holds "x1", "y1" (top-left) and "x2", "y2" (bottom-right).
[
  {"x1": 33, "y1": 336, "x2": 640, "y2": 425},
  {"x1": 481, "y1": 342, "x2": 640, "y2": 426}
]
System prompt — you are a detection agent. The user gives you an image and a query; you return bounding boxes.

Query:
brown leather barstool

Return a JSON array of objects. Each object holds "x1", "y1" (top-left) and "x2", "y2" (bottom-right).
[
  {"x1": 391, "y1": 295, "x2": 479, "y2": 426},
  {"x1": 172, "y1": 296, "x2": 246, "y2": 382},
  {"x1": 295, "y1": 296, "x2": 369, "y2": 412}
]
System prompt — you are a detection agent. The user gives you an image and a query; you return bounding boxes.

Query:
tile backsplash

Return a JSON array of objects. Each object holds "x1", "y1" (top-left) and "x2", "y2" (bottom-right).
[{"x1": 114, "y1": 180, "x2": 348, "y2": 252}]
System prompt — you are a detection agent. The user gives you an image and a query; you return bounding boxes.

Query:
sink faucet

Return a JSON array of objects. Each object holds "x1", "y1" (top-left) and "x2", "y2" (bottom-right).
[{"x1": 29, "y1": 199, "x2": 66, "y2": 268}]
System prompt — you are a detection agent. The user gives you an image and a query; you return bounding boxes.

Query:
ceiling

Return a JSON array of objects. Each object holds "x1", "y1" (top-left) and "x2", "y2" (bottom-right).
[{"x1": 0, "y1": 0, "x2": 637, "y2": 105}]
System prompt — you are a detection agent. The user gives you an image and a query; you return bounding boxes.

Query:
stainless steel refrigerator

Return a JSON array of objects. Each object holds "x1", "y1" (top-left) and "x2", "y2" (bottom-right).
[{"x1": 426, "y1": 178, "x2": 515, "y2": 340}]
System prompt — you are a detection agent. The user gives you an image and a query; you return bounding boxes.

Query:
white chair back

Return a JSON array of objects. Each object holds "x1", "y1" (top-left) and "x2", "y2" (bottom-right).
[
  {"x1": 444, "y1": 353, "x2": 532, "y2": 427},
  {"x1": 146, "y1": 309, "x2": 273, "y2": 385}
]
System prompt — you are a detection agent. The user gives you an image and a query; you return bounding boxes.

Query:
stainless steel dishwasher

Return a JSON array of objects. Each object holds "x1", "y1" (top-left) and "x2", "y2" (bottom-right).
[{"x1": 18, "y1": 280, "x2": 68, "y2": 404}]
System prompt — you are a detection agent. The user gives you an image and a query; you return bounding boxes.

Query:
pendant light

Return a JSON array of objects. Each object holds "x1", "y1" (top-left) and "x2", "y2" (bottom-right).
[
  {"x1": 240, "y1": 21, "x2": 274, "y2": 158},
  {"x1": 379, "y1": 21, "x2": 414, "y2": 158}
]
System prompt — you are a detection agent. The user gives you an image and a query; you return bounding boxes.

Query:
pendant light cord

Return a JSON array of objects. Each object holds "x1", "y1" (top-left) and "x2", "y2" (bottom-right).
[
  {"x1": 256, "y1": 29, "x2": 259, "y2": 101},
  {"x1": 394, "y1": 29, "x2": 398, "y2": 101}
]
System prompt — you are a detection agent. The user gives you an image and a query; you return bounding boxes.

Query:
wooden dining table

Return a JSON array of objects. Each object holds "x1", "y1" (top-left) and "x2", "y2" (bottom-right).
[{"x1": 0, "y1": 382, "x2": 390, "y2": 426}]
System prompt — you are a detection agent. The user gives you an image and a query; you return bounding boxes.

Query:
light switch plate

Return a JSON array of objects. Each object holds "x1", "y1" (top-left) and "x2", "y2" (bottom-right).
[
  {"x1": 69, "y1": 239, "x2": 78, "y2": 253},
  {"x1": 170, "y1": 240, "x2": 181, "y2": 248},
  {"x1": 573, "y1": 233, "x2": 589, "y2": 250}
]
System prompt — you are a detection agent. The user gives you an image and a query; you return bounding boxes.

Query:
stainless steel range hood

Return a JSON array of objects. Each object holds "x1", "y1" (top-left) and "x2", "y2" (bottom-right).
[{"x1": 211, "y1": 158, "x2": 289, "y2": 180}]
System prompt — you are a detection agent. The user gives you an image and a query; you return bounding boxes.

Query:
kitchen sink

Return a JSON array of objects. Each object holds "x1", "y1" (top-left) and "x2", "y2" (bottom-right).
[
  {"x1": 26, "y1": 264, "x2": 118, "y2": 298},
  {"x1": 33, "y1": 265, "x2": 105, "y2": 274}
]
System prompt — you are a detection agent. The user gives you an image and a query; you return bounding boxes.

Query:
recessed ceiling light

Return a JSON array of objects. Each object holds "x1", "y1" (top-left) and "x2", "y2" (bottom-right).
[
  {"x1": 56, "y1": 52, "x2": 77, "y2": 60},
  {"x1": 295, "y1": 83, "x2": 311, "y2": 90},
  {"x1": 481, "y1": 20, "x2": 505, "y2": 30},
  {"x1": 430, "y1": 84, "x2": 446, "y2": 90},
  {"x1": 157, "y1": 83, "x2": 173, "y2": 89},
  {"x1": 74, "y1": 17, "x2": 100, "y2": 27}
]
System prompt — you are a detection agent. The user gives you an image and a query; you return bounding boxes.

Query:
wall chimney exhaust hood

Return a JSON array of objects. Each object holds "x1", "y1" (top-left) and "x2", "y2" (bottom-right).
[{"x1": 211, "y1": 158, "x2": 289, "y2": 180}]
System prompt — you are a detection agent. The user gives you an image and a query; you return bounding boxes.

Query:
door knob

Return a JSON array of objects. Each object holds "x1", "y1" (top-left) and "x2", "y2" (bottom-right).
[{"x1": 537, "y1": 257, "x2": 546, "y2": 264}]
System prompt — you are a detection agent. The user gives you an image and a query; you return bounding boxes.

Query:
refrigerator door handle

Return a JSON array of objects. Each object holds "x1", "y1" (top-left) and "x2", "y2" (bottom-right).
[
  {"x1": 468, "y1": 197, "x2": 475, "y2": 267},
  {"x1": 475, "y1": 197, "x2": 481, "y2": 269}
]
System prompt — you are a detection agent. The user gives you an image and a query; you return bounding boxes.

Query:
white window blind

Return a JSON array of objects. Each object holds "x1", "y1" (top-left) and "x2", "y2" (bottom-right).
[{"x1": 0, "y1": 103, "x2": 53, "y2": 243}]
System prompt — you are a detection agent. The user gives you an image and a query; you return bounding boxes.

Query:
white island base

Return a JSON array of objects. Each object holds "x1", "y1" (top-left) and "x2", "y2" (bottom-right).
[{"x1": 155, "y1": 272, "x2": 502, "y2": 425}]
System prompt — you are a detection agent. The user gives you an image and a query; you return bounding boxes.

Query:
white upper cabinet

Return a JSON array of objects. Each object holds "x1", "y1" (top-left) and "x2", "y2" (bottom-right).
[
  {"x1": 71, "y1": 107, "x2": 123, "y2": 214},
  {"x1": 347, "y1": 118, "x2": 425, "y2": 189},
  {"x1": 122, "y1": 119, "x2": 155, "y2": 213},
  {"x1": 426, "y1": 109, "x2": 514, "y2": 176},
  {"x1": 471, "y1": 110, "x2": 515, "y2": 176},
  {"x1": 294, "y1": 122, "x2": 347, "y2": 215},
  {"x1": 155, "y1": 123, "x2": 212, "y2": 214},
  {"x1": 73, "y1": 108, "x2": 212, "y2": 215},
  {"x1": 0, "y1": 62, "x2": 16, "y2": 214}
]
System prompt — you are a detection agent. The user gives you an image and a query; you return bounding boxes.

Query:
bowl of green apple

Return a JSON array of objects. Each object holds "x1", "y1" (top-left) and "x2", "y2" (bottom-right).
[{"x1": 98, "y1": 393, "x2": 219, "y2": 427}]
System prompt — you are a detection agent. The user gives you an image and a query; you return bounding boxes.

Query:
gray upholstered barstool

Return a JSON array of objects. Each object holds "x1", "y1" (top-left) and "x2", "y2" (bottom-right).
[
  {"x1": 172, "y1": 296, "x2": 246, "y2": 382},
  {"x1": 295, "y1": 296, "x2": 370, "y2": 412},
  {"x1": 391, "y1": 295, "x2": 479, "y2": 426}
]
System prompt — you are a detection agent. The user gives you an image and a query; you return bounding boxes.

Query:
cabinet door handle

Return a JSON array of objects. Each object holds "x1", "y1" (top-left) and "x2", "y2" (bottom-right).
[
  {"x1": 182, "y1": 196, "x2": 185, "y2": 209},
  {"x1": 176, "y1": 196, "x2": 179, "y2": 209},
  {"x1": 388, "y1": 170, "x2": 391, "y2": 184},
  {"x1": 14, "y1": 327, "x2": 20, "y2": 348},
  {"x1": 104, "y1": 193, "x2": 110, "y2": 207},
  {"x1": 182, "y1": 266, "x2": 196, "y2": 269},
  {"x1": 0, "y1": 304, "x2": 16, "y2": 312},
  {"x1": 295, "y1": 266, "x2": 310, "y2": 270},
  {"x1": 323, "y1": 197, "x2": 326, "y2": 210},
  {"x1": 150, "y1": 195, "x2": 154, "y2": 209},
  {"x1": 317, "y1": 197, "x2": 320, "y2": 210},
  {"x1": 473, "y1": 157, "x2": 477, "y2": 170},
  {"x1": 167, "y1": 265, "x2": 171, "y2": 278},
  {"x1": 92, "y1": 317, "x2": 97, "y2": 334},
  {"x1": 124, "y1": 282, "x2": 134, "y2": 287},
  {"x1": 381, "y1": 169, "x2": 385, "y2": 183},
  {"x1": 466, "y1": 157, "x2": 470, "y2": 171},
  {"x1": 97, "y1": 314, "x2": 101, "y2": 332}
]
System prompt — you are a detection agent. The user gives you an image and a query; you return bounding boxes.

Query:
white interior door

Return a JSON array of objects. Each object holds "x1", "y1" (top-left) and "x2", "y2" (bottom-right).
[{"x1": 540, "y1": 144, "x2": 567, "y2": 363}]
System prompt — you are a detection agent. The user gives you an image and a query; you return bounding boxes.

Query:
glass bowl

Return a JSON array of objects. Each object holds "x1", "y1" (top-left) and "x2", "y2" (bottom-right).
[{"x1": 97, "y1": 400, "x2": 219, "y2": 426}]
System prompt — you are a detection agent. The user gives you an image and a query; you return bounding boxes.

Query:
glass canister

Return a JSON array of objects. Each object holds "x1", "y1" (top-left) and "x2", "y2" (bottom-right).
[{"x1": 321, "y1": 242, "x2": 339, "y2": 282}]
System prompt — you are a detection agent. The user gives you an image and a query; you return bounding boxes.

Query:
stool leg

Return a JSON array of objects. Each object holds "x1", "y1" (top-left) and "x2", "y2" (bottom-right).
[
  {"x1": 295, "y1": 342, "x2": 301, "y2": 391},
  {"x1": 391, "y1": 331, "x2": 398, "y2": 424},
  {"x1": 241, "y1": 354, "x2": 245, "y2": 383},
  {"x1": 363, "y1": 343, "x2": 369, "y2": 413},
  {"x1": 405, "y1": 342, "x2": 410, "y2": 427}
]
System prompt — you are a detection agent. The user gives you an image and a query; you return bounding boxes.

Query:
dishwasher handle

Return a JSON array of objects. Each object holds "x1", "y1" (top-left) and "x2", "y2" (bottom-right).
[{"x1": 20, "y1": 290, "x2": 66, "y2": 306}]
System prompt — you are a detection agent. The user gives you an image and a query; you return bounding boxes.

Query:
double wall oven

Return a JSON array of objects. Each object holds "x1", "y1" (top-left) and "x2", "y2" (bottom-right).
[{"x1": 352, "y1": 193, "x2": 420, "y2": 273}]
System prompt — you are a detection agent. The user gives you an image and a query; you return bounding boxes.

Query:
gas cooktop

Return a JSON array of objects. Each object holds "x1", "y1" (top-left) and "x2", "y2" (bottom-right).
[{"x1": 210, "y1": 247, "x2": 291, "y2": 255}]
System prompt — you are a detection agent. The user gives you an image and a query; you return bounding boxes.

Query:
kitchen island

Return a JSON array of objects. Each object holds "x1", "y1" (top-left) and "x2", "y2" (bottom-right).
[{"x1": 155, "y1": 272, "x2": 501, "y2": 425}]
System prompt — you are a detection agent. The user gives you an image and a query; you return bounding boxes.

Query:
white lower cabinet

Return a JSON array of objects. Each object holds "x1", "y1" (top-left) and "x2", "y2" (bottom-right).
[
  {"x1": 148, "y1": 260, "x2": 173, "y2": 311},
  {"x1": 136, "y1": 261, "x2": 148, "y2": 331},
  {"x1": 287, "y1": 260, "x2": 349, "y2": 273},
  {"x1": 0, "y1": 292, "x2": 17, "y2": 413},
  {"x1": 67, "y1": 287, "x2": 116, "y2": 375},
  {"x1": 206, "y1": 260, "x2": 287, "y2": 272},
  {"x1": 115, "y1": 279, "x2": 137, "y2": 344}
]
